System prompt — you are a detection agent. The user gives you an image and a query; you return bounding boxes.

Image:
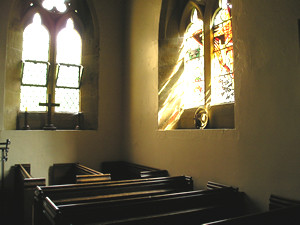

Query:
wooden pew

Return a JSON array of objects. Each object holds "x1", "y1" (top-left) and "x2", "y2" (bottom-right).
[
  {"x1": 203, "y1": 194, "x2": 300, "y2": 225},
  {"x1": 50, "y1": 163, "x2": 111, "y2": 185},
  {"x1": 269, "y1": 194, "x2": 300, "y2": 210},
  {"x1": 33, "y1": 175, "x2": 193, "y2": 225},
  {"x1": 41, "y1": 184, "x2": 246, "y2": 225},
  {"x1": 14, "y1": 164, "x2": 46, "y2": 225},
  {"x1": 101, "y1": 161, "x2": 169, "y2": 180},
  {"x1": 202, "y1": 205, "x2": 300, "y2": 225}
]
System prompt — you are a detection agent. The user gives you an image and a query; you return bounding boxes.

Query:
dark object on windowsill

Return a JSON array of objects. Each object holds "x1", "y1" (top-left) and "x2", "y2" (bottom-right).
[
  {"x1": 22, "y1": 110, "x2": 30, "y2": 130},
  {"x1": 75, "y1": 112, "x2": 83, "y2": 130},
  {"x1": 194, "y1": 106, "x2": 208, "y2": 129}
]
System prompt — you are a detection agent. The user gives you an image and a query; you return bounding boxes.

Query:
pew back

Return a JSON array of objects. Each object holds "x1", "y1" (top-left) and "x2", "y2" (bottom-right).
[
  {"x1": 42, "y1": 187, "x2": 246, "y2": 225},
  {"x1": 33, "y1": 176, "x2": 193, "y2": 225},
  {"x1": 203, "y1": 205, "x2": 300, "y2": 225},
  {"x1": 101, "y1": 161, "x2": 169, "y2": 180},
  {"x1": 269, "y1": 194, "x2": 300, "y2": 210}
]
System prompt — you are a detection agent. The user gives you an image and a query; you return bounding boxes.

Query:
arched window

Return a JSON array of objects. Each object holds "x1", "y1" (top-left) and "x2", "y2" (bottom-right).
[
  {"x1": 55, "y1": 18, "x2": 82, "y2": 113},
  {"x1": 158, "y1": 0, "x2": 235, "y2": 130},
  {"x1": 211, "y1": 0, "x2": 234, "y2": 105},
  {"x1": 20, "y1": 11, "x2": 83, "y2": 114},
  {"x1": 4, "y1": 0, "x2": 99, "y2": 130},
  {"x1": 20, "y1": 13, "x2": 49, "y2": 112}
]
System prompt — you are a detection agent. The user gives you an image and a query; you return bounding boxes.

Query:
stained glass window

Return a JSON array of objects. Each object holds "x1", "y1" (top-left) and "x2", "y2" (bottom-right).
[
  {"x1": 20, "y1": 13, "x2": 49, "y2": 111},
  {"x1": 182, "y1": 8, "x2": 205, "y2": 109},
  {"x1": 55, "y1": 18, "x2": 82, "y2": 113},
  {"x1": 211, "y1": 0, "x2": 234, "y2": 105}
]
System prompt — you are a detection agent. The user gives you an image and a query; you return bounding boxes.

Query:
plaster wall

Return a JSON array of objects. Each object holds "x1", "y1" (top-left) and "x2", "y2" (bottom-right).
[
  {"x1": 0, "y1": 0, "x2": 124, "y2": 186},
  {"x1": 123, "y1": 0, "x2": 300, "y2": 210}
]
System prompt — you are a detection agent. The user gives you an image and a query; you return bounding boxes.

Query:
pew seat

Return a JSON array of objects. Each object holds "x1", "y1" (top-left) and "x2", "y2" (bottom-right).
[{"x1": 50, "y1": 163, "x2": 111, "y2": 185}]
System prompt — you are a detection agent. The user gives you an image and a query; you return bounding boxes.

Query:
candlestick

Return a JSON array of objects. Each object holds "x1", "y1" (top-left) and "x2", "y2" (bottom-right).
[{"x1": 23, "y1": 108, "x2": 30, "y2": 130}]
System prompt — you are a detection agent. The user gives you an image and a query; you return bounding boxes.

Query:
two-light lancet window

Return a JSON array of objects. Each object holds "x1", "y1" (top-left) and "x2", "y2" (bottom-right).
[
  {"x1": 158, "y1": 0, "x2": 234, "y2": 130},
  {"x1": 183, "y1": 0, "x2": 234, "y2": 109},
  {"x1": 20, "y1": 3, "x2": 83, "y2": 113}
]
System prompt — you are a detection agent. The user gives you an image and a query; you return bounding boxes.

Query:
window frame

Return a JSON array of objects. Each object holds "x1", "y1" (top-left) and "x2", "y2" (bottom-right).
[
  {"x1": 20, "y1": 9, "x2": 84, "y2": 114},
  {"x1": 158, "y1": 0, "x2": 235, "y2": 130},
  {"x1": 3, "y1": 0, "x2": 99, "y2": 130}
]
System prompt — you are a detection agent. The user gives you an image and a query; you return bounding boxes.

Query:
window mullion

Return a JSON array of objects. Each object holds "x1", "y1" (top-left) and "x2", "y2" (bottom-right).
[{"x1": 48, "y1": 28, "x2": 57, "y2": 111}]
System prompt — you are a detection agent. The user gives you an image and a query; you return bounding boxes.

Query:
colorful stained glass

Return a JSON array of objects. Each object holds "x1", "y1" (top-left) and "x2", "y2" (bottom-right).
[
  {"x1": 211, "y1": 2, "x2": 234, "y2": 105},
  {"x1": 183, "y1": 8, "x2": 205, "y2": 109}
]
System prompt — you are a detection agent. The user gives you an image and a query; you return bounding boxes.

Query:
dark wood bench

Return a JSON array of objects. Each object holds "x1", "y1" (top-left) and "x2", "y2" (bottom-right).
[
  {"x1": 50, "y1": 163, "x2": 111, "y2": 185},
  {"x1": 269, "y1": 194, "x2": 300, "y2": 210},
  {"x1": 33, "y1": 175, "x2": 193, "y2": 225},
  {"x1": 14, "y1": 164, "x2": 46, "y2": 225},
  {"x1": 203, "y1": 205, "x2": 300, "y2": 225},
  {"x1": 101, "y1": 161, "x2": 169, "y2": 180},
  {"x1": 41, "y1": 183, "x2": 246, "y2": 225},
  {"x1": 202, "y1": 194, "x2": 300, "y2": 225},
  {"x1": 99, "y1": 182, "x2": 246, "y2": 225}
]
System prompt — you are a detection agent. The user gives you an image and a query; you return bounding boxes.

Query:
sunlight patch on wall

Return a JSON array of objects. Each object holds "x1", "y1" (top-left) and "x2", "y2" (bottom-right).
[{"x1": 158, "y1": 9, "x2": 204, "y2": 130}]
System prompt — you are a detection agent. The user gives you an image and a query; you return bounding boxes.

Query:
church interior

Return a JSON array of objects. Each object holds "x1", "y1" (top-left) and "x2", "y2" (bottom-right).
[{"x1": 0, "y1": 0, "x2": 300, "y2": 224}]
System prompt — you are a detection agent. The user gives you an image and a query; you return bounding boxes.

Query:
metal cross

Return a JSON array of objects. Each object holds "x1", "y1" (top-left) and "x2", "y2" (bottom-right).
[{"x1": 39, "y1": 94, "x2": 60, "y2": 130}]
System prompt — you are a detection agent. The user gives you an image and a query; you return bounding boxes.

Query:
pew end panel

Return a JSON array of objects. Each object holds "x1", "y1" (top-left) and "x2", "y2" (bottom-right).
[{"x1": 15, "y1": 164, "x2": 46, "y2": 225}]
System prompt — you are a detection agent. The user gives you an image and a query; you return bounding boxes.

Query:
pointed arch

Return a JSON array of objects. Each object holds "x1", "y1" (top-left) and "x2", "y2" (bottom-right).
[
  {"x1": 158, "y1": 0, "x2": 235, "y2": 130},
  {"x1": 211, "y1": 0, "x2": 234, "y2": 105},
  {"x1": 4, "y1": 0, "x2": 99, "y2": 130}
]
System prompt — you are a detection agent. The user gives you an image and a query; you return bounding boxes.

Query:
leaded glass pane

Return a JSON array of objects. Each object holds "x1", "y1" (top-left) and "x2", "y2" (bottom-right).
[
  {"x1": 56, "y1": 64, "x2": 81, "y2": 88},
  {"x1": 212, "y1": 4, "x2": 234, "y2": 105},
  {"x1": 22, "y1": 61, "x2": 48, "y2": 86},
  {"x1": 20, "y1": 86, "x2": 47, "y2": 111},
  {"x1": 55, "y1": 88, "x2": 79, "y2": 113}
]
